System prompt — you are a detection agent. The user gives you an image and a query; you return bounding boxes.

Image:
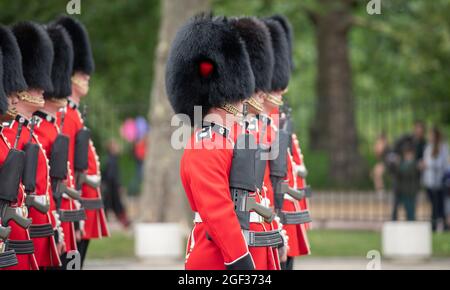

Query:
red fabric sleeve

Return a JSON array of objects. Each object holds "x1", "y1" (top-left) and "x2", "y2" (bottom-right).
[{"x1": 183, "y1": 146, "x2": 250, "y2": 264}]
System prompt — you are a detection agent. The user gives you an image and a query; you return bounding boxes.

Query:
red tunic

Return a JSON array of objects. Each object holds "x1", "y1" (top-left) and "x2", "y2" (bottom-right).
[
  {"x1": 33, "y1": 111, "x2": 78, "y2": 252},
  {"x1": 256, "y1": 115, "x2": 281, "y2": 269},
  {"x1": 182, "y1": 123, "x2": 253, "y2": 270},
  {"x1": 284, "y1": 149, "x2": 310, "y2": 257},
  {"x1": 291, "y1": 134, "x2": 311, "y2": 230},
  {"x1": 58, "y1": 102, "x2": 109, "y2": 239},
  {"x1": 242, "y1": 119, "x2": 279, "y2": 270},
  {"x1": 2, "y1": 116, "x2": 60, "y2": 267},
  {"x1": 0, "y1": 128, "x2": 38, "y2": 270},
  {"x1": 266, "y1": 110, "x2": 310, "y2": 258}
]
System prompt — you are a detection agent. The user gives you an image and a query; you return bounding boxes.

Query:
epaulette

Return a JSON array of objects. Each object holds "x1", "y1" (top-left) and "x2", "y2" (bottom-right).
[
  {"x1": 246, "y1": 117, "x2": 259, "y2": 132},
  {"x1": 14, "y1": 115, "x2": 29, "y2": 127},
  {"x1": 33, "y1": 111, "x2": 56, "y2": 124},
  {"x1": 68, "y1": 99, "x2": 78, "y2": 110},
  {"x1": 196, "y1": 122, "x2": 229, "y2": 142}
]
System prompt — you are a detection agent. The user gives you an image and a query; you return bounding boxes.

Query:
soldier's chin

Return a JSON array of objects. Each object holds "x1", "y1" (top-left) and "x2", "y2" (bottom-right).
[{"x1": 77, "y1": 86, "x2": 89, "y2": 98}]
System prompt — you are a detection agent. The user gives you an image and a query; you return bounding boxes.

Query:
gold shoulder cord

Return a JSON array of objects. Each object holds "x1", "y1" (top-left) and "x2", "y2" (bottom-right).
[
  {"x1": 1, "y1": 106, "x2": 18, "y2": 122},
  {"x1": 221, "y1": 103, "x2": 243, "y2": 118},
  {"x1": 17, "y1": 91, "x2": 45, "y2": 106},
  {"x1": 49, "y1": 98, "x2": 68, "y2": 108},
  {"x1": 265, "y1": 93, "x2": 283, "y2": 106},
  {"x1": 245, "y1": 96, "x2": 264, "y2": 113}
]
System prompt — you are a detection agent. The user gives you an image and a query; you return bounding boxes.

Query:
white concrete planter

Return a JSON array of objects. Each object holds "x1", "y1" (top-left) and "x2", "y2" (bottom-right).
[
  {"x1": 135, "y1": 223, "x2": 183, "y2": 259},
  {"x1": 382, "y1": 221, "x2": 432, "y2": 260}
]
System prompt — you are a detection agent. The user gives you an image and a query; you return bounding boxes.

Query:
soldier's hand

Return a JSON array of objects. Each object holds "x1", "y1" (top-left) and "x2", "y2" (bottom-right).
[
  {"x1": 279, "y1": 245, "x2": 289, "y2": 262},
  {"x1": 75, "y1": 229, "x2": 83, "y2": 242},
  {"x1": 57, "y1": 241, "x2": 66, "y2": 255}
]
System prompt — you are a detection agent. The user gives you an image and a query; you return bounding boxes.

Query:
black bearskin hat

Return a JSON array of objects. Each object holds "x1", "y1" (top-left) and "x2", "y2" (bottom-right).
[
  {"x1": 270, "y1": 15, "x2": 295, "y2": 71},
  {"x1": 165, "y1": 14, "x2": 255, "y2": 125},
  {"x1": 230, "y1": 17, "x2": 274, "y2": 93},
  {"x1": 12, "y1": 21, "x2": 54, "y2": 92},
  {"x1": 0, "y1": 25, "x2": 28, "y2": 96},
  {"x1": 44, "y1": 25, "x2": 74, "y2": 99},
  {"x1": 262, "y1": 19, "x2": 290, "y2": 92},
  {"x1": 54, "y1": 16, "x2": 94, "y2": 75},
  {"x1": 0, "y1": 51, "x2": 8, "y2": 115}
]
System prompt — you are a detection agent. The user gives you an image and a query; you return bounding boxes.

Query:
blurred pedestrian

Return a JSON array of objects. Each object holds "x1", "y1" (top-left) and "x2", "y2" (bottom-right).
[
  {"x1": 443, "y1": 160, "x2": 450, "y2": 231},
  {"x1": 390, "y1": 141, "x2": 421, "y2": 221},
  {"x1": 394, "y1": 120, "x2": 427, "y2": 164},
  {"x1": 371, "y1": 132, "x2": 390, "y2": 196},
  {"x1": 422, "y1": 127, "x2": 449, "y2": 231},
  {"x1": 131, "y1": 134, "x2": 147, "y2": 195},
  {"x1": 102, "y1": 139, "x2": 130, "y2": 229}
]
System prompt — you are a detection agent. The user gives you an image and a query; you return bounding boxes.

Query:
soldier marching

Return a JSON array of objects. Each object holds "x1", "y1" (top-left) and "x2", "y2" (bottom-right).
[
  {"x1": 0, "y1": 16, "x2": 109, "y2": 270},
  {"x1": 166, "y1": 13, "x2": 312, "y2": 270},
  {"x1": 0, "y1": 10, "x2": 310, "y2": 271}
]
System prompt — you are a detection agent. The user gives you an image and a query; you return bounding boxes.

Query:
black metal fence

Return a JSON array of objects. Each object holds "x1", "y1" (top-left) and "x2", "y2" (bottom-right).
[{"x1": 310, "y1": 191, "x2": 431, "y2": 224}]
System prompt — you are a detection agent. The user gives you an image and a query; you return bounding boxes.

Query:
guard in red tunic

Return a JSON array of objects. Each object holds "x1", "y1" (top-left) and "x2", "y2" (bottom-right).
[
  {"x1": 2, "y1": 22, "x2": 61, "y2": 268},
  {"x1": 166, "y1": 14, "x2": 268, "y2": 270},
  {"x1": 55, "y1": 16, "x2": 109, "y2": 267},
  {"x1": 271, "y1": 13, "x2": 313, "y2": 240},
  {"x1": 262, "y1": 18, "x2": 312, "y2": 270},
  {"x1": 230, "y1": 17, "x2": 287, "y2": 270},
  {"x1": 33, "y1": 24, "x2": 86, "y2": 269},
  {"x1": 0, "y1": 35, "x2": 38, "y2": 270}
]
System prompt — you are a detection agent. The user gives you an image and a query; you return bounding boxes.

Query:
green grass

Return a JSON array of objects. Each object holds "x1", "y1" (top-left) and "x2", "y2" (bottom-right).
[
  {"x1": 433, "y1": 232, "x2": 450, "y2": 257},
  {"x1": 86, "y1": 232, "x2": 135, "y2": 260},
  {"x1": 85, "y1": 230, "x2": 450, "y2": 260},
  {"x1": 308, "y1": 230, "x2": 382, "y2": 257},
  {"x1": 308, "y1": 229, "x2": 450, "y2": 257}
]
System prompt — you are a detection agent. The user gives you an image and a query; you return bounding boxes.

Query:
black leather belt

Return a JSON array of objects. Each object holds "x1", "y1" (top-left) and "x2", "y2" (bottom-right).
[
  {"x1": 0, "y1": 249, "x2": 18, "y2": 268},
  {"x1": 29, "y1": 223, "x2": 54, "y2": 238},
  {"x1": 5, "y1": 240, "x2": 35, "y2": 254},
  {"x1": 59, "y1": 209, "x2": 86, "y2": 222},
  {"x1": 279, "y1": 210, "x2": 312, "y2": 225},
  {"x1": 244, "y1": 230, "x2": 284, "y2": 247},
  {"x1": 81, "y1": 198, "x2": 104, "y2": 210}
]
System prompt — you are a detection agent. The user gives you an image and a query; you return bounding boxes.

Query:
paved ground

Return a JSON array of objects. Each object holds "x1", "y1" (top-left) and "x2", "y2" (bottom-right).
[{"x1": 84, "y1": 257, "x2": 450, "y2": 270}]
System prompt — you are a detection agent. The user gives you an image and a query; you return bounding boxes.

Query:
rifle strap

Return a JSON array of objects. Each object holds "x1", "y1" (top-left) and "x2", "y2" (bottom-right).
[
  {"x1": 0, "y1": 250, "x2": 18, "y2": 268},
  {"x1": 5, "y1": 239, "x2": 34, "y2": 254}
]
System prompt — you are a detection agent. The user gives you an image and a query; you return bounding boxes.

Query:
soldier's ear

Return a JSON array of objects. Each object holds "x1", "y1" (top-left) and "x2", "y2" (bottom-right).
[{"x1": 9, "y1": 94, "x2": 19, "y2": 105}]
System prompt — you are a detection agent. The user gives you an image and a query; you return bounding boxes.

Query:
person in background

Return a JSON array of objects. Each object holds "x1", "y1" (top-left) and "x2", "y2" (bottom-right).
[
  {"x1": 130, "y1": 133, "x2": 147, "y2": 195},
  {"x1": 422, "y1": 127, "x2": 449, "y2": 231},
  {"x1": 394, "y1": 121, "x2": 427, "y2": 164},
  {"x1": 442, "y1": 158, "x2": 450, "y2": 231},
  {"x1": 372, "y1": 132, "x2": 390, "y2": 197},
  {"x1": 102, "y1": 139, "x2": 130, "y2": 229},
  {"x1": 390, "y1": 141, "x2": 421, "y2": 221}
]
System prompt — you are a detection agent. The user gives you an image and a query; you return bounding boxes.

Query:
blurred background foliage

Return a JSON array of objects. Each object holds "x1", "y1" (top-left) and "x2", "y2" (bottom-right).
[{"x1": 0, "y1": 0, "x2": 449, "y2": 190}]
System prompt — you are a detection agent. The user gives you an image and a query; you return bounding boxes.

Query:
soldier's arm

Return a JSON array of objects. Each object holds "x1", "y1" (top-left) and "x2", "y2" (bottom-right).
[{"x1": 187, "y1": 147, "x2": 254, "y2": 270}]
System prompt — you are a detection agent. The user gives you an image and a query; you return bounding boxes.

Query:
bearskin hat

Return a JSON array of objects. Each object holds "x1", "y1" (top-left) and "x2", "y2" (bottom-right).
[
  {"x1": 44, "y1": 25, "x2": 74, "y2": 99},
  {"x1": 270, "y1": 14, "x2": 295, "y2": 71},
  {"x1": 12, "y1": 21, "x2": 54, "y2": 92},
  {"x1": 165, "y1": 14, "x2": 255, "y2": 125},
  {"x1": 230, "y1": 17, "x2": 274, "y2": 93},
  {"x1": 54, "y1": 16, "x2": 94, "y2": 75},
  {"x1": 0, "y1": 25, "x2": 28, "y2": 96},
  {"x1": 0, "y1": 51, "x2": 8, "y2": 115},
  {"x1": 262, "y1": 19, "x2": 290, "y2": 92}
]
